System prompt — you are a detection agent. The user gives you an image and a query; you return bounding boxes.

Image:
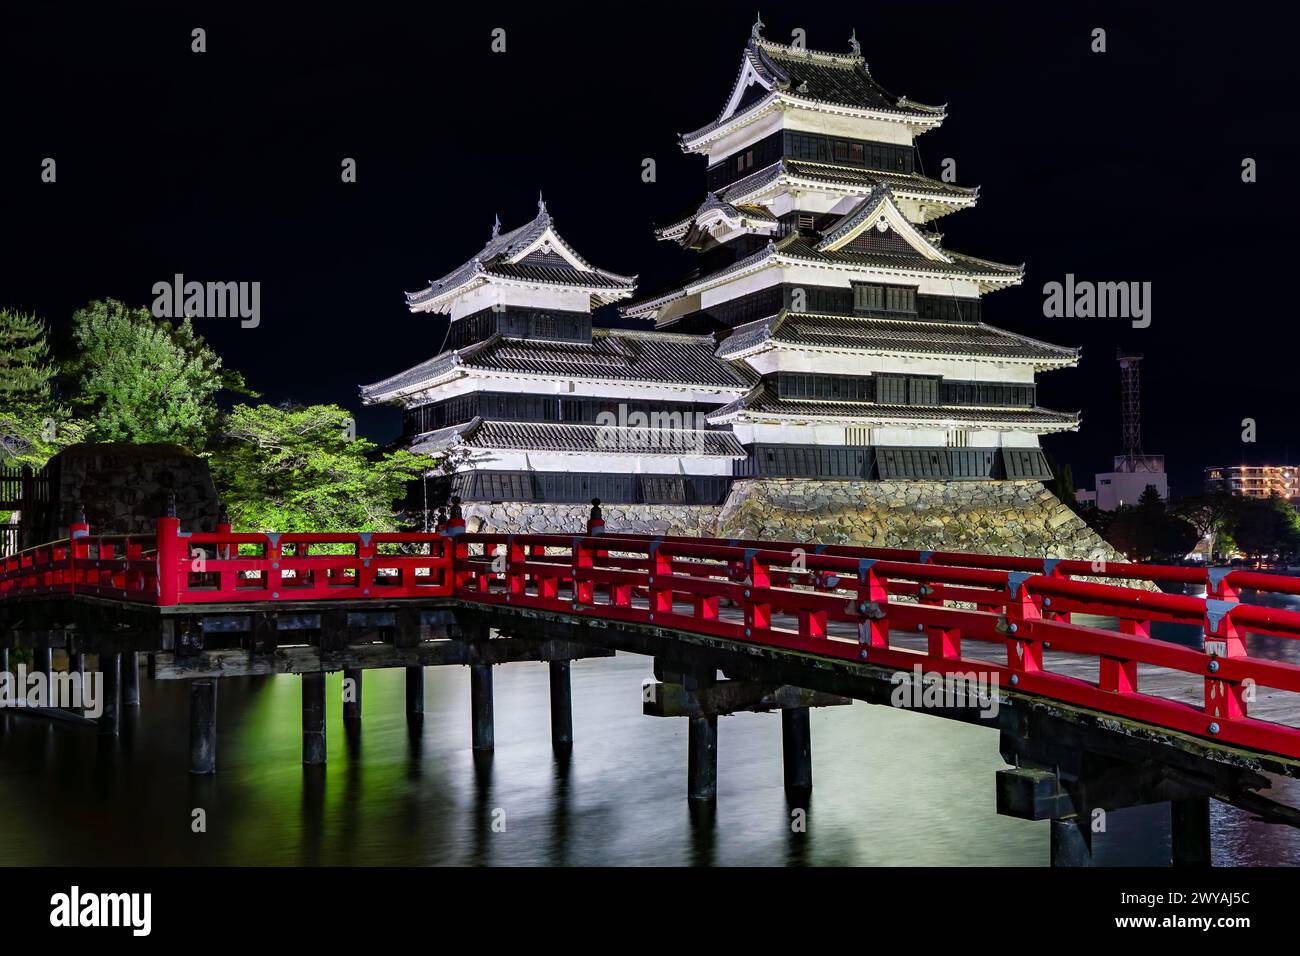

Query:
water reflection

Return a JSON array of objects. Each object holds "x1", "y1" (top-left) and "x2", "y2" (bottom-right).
[{"x1": 0, "y1": 590, "x2": 1294, "y2": 865}]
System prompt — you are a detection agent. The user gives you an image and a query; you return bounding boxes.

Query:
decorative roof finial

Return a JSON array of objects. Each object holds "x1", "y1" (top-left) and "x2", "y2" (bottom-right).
[
  {"x1": 537, "y1": 190, "x2": 547, "y2": 215},
  {"x1": 491, "y1": 213, "x2": 501, "y2": 239},
  {"x1": 849, "y1": 28, "x2": 861, "y2": 56},
  {"x1": 752, "y1": 11, "x2": 764, "y2": 39}
]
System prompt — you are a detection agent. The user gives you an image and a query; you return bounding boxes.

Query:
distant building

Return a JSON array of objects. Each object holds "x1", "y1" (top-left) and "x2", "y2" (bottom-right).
[
  {"x1": 1075, "y1": 487, "x2": 1097, "y2": 506},
  {"x1": 1205, "y1": 465, "x2": 1300, "y2": 504},
  {"x1": 1084, "y1": 352, "x2": 1168, "y2": 511},
  {"x1": 1094, "y1": 455, "x2": 1168, "y2": 511}
]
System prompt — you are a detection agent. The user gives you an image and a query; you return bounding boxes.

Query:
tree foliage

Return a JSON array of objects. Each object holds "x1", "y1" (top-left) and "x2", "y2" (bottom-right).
[
  {"x1": 0, "y1": 308, "x2": 86, "y2": 467},
  {"x1": 1105, "y1": 484, "x2": 1199, "y2": 563},
  {"x1": 1228, "y1": 493, "x2": 1300, "y2": 560},
  {"x1": 1169, "y1": 492, "x2": 1236, "y2": 559},
  {"x1": 0, "y1": 308, "x2": 53, "y2": 406},
  {"x1": 1042, "y1": 452, "x2": 1078, "y2": 510},
  {"x1": 209, "y1": 403, "x2": 438, "y2": 533},
  {"x1": 62, "y1": 299, "x2": 249, "y2": 448}
]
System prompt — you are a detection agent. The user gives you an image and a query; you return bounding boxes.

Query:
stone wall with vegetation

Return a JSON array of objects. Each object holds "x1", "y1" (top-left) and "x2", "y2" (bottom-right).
[{"x1": 463, "y1": 480, "x2": 1124, "y2": 562}]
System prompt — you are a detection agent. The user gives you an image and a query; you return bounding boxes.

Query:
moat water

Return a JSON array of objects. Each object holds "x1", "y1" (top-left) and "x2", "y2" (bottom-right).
[{"x1": 0, "y1": 594, "x2": 1297, "y2": 866}]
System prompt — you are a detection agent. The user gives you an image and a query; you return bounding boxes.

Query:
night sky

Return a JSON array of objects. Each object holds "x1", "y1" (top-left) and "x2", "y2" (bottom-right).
[{"x1": 2, "y1": 2, "x2": 1295, "y2": 495}]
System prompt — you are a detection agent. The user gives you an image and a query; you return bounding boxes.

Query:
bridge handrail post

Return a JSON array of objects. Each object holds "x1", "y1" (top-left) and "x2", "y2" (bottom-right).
[
  {"x1": 1003, "y1": 573, "x2": 1044, "y2": 674},
  {"x1": 156, "y1": 516, "x2": 183, "y2": 606},
  {"x1": 571, "y1": 537, "x2": 595, "y2": 606},
  {"x1": 70, "y1": 510, "x2": 89, "y2": 593},
  {"x1": 645, "y1": 540, "x2": 674, "y2": 616},
  {"x1": 216, "y1": 510, "x2": 233, "y2": 562},
  {"x1": 856, "y1": 559, "x2": 889, "y2": 649},
  {"x1": 507, "y1": 537, "x2": 527, "y2": 596},
  {"x1": 1203, "y1": 585, "x2": 1247, "y2": 726},
  {"x1": 741, "y1": 550, "x2": 771, "y2": 636}
]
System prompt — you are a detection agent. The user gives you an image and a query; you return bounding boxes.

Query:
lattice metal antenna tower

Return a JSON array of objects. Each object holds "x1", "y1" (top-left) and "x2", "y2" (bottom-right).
[{"x1": 1117, "y1": 349, "x2": 1143, "y2": 470}]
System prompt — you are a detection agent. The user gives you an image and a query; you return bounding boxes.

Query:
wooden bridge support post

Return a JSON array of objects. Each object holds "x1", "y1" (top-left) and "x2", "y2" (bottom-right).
[
  {"x1": 35, "y1": 645, "x2": 52, "y2": 685},
  {"x1": 688, "y1": 715, "x2": 719, "y2": 802},
  {"x1": 343, "y1": 668, "x2": 363, "y2": 722},
  {"x1": 302, "y1": 672, "x2": 326, "y2": 765},
  {"x1": 470, "y1": 663, "x2": 494, "y2": 752},
  {"x1": 99, "y1": 653, "x2": 120, "y2": 736},
  {"x1": 405, "y1": 666, "x2": 424, "y2": 721},
  {"x1": 549, "y1": 660, "x2": 573, "y2": 750},
  {"x1": 1171, "y1": 796, "x2": 1212, "y2": 867},
  {"x1": 1049, "y1": 817, "x2": 1092, "y2": 867},
  {"x1": 781, "y1": 706, "x2": 813, "y2": 792},
  {"x1": 122, "y1": 651, "x2": 140, "y2": 706},
  {"x1": 189, "y1": 679, "x2": 218, "y2": 774},
  {"x1": 72, "y1": 652, "x2": 85, "y2": 712}
]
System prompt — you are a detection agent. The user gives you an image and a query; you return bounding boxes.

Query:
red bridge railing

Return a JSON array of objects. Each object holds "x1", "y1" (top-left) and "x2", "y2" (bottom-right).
[
  {"x1": 451, "y1": 531, "x2": 1300, "y2": 760},
  {"x1": 3, "y1": 514, "x2": 1300, "y2": 759},
  {"x1": 0, "y1": 517, "x2": 455, "y2": 604}
]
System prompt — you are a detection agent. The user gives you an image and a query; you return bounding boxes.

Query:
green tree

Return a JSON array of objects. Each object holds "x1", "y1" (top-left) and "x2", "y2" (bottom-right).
[
  {"x1": 0, "y1": 308, "x2": 53, "y2": 405},
  {"x1": 62, "y1": 299, "x2": 249, "y2": 448},
  {"x1": 209, "y1": 403, "x2": 438, "y2": 533},
  {"x1": 1170, "y1": 492, "x2": 1236, "y2": 561},
  {"x1": 1229, "y1": 493, "x2": 1300, "y2": 560},
  {"x1": 1106, "y1": 484, "x2": 1198, "y2": 562},
  {"x1": 0, "y1": 308, "x2": 86, "y2": 467},
  {"x1": 1042, "y1": 452, "x2": 1078, "y2": 510}
]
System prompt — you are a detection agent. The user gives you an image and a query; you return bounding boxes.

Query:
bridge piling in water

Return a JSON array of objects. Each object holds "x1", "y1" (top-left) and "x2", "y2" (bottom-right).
[
  {"x1": 99, "y1": 652, "x2": 120, "y2": 736},
  {"x1": 686, "y1": 668, "x2": 718, "y2": 803},
  {"x1": 189, "y1": 678, "x2": 217, "y2": 774},
  {"x1": 343, "y1": 668, "x2": 363, "y2": 722},
  {"x1": 122, "y1": 651, "x2": 140, "y2": 706},
  {"x1": 549, "y1": 660, "x2": 573, "y2": 749},
  {"x1": 470, "y1": 663, "x2": 494, "y2": 751},
  {"x1": 687, "y1": 716, "x2": 719, "y2": 802},
  {"x1": 781, "y1": 707, "x2": 813, "y2": 792},
  {"x1": 405, "y1": 666, "x2": 424, "y2": 721},
  {"x1": 1049, "y1": 818, "x2": 1093, "y2": 867},
  {"x1": 302, "y1": 672, "x2": 326, "y2": 765},
  {"x1": 1171, "y1": 796, "x2": 1212, "y2": 866}
]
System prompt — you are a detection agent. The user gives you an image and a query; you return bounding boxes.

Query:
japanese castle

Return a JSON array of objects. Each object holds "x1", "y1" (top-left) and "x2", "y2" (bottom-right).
[{"x1": 361, "y1": 22, "x2": 1080, "y2": 506}]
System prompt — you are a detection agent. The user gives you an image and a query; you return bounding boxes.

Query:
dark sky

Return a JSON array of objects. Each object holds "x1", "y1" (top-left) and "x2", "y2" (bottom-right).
[{"x1": 2, "y1": 1, "x2": 1295, "y2": 495}]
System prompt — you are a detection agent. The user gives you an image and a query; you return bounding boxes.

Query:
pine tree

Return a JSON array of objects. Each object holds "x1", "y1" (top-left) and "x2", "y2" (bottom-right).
[
  {"x1": 0, "y1": 308, "x2": 54, "y2": 407},
  {"x1": 63, "y1": 299, "x2": 250, "y2": 449}
]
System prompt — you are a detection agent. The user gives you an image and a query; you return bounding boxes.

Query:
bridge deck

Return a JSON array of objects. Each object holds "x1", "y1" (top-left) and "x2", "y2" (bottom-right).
[{"x1": 585, "y1": 592, "x2": 1300, "y2": 730}]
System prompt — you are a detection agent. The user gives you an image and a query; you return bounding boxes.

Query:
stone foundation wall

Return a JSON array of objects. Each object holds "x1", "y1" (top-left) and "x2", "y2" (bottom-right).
[
  {"x1": 462, "y1": 479, "x2": 1123, "y2": 563},
  {"x1": 463, "y1": 502, "x2": 719, "y2": 537},
  {"x1": 715, "y1": 479, "x2": 1125, "y2": 562},
  {"x1": 29, "y1": 443, "x2": 221, "y2": 547}
]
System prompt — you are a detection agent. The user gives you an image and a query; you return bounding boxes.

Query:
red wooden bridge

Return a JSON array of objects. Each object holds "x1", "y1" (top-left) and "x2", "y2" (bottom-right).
[
  {"x1": 4, "y1": 510, "x2": 1300, "y2": 758},
  {"x1": 4, "y1": 504, "x2": 1300, "y2": 863}
]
